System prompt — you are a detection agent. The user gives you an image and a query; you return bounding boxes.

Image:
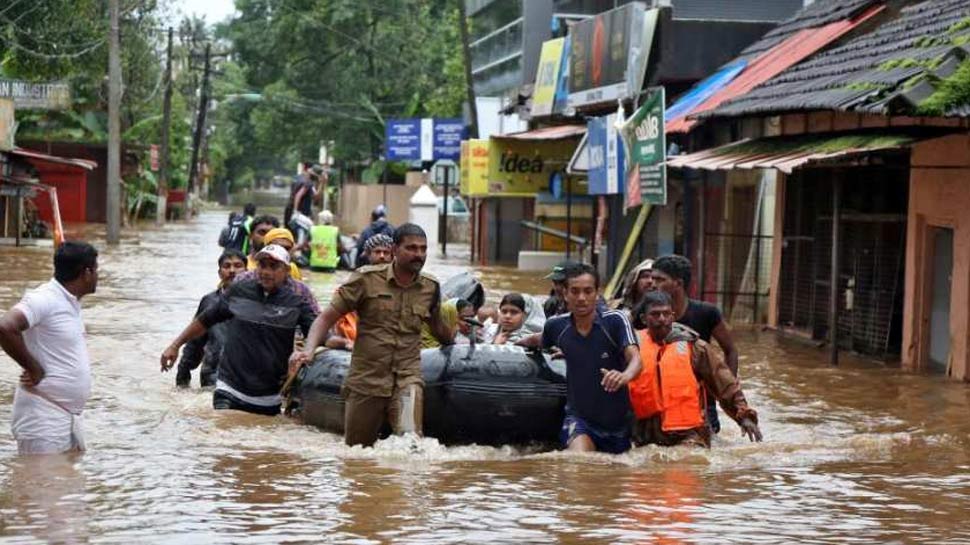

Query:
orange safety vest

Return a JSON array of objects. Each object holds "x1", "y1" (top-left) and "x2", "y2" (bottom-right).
[
  {"x1": 335, "y1": 312, "x2": 358, "y2": 342},
  {"x1": 629, "y1": 331, "x2": 705, "y2": 432}
]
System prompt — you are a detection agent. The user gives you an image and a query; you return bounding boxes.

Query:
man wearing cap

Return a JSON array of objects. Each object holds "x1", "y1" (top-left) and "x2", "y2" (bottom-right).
[
  {"x1": 544, "y1": 261, "x2": 608, "y2": 318},
  {"x1": 543, "y1": 260, "x2": 574, "y2": 318},
  {"x1": 160, "y1": 244, "x2": 318, "y2": 415},
  {"x1": 355, "y1": 205, "x2": 395, "y2": 267}
]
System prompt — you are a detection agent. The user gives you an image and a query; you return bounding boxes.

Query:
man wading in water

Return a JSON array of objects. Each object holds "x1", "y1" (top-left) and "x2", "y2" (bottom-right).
[
  {"x1": 519, "y1": 264, "x2": 642, "y2": 454},
  {"x1": 651, "y1": 254, "x2": 739, "y2": 433},
  {"x1": 629, "y1": 290, "x2": 761, "y2": 447},
  {"x1": 161, "y1": 244, "x2": 317, "y2": 415},
  {"x1": 290, "y1": 224, "x2": 455, "y2": 447},
  {"x1": 0, "y1": 242, "x2": 99, "y2": 455},
  {"x1": 175, "y1": 249, "x2": 247, "y2": 388}
]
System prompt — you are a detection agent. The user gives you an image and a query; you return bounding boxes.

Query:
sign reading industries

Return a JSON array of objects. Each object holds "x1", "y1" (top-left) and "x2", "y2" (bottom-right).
[
  {"x1": 621, "y1": 87, "x2": 666, "y2": 206},
  {"x1": 0, "y1": 79, "x2": 71, "y2": 110},
  {"x1": 386, "y1": 118, "x2": 465, "y2": 161},
  {"x1": 568, "y1": 5, "x2": 658, "y2": 110},
  {"x1": 587, "y1": 114, "x2": 625, "y2": 196}
]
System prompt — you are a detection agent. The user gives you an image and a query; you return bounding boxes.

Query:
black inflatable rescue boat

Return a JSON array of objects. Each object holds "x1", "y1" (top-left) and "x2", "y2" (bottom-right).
[{"x1": 289, "y1": 343, "x2": 567, "y2": 445}]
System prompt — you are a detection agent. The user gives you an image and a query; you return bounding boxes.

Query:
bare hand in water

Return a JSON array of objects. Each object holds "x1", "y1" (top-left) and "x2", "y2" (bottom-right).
[
  {"x1": 160, "y1": 345, "x2": 178, "y2": 372},
  {"x1": 740, "y1": 417, "x2": 763, "y2": 442}
]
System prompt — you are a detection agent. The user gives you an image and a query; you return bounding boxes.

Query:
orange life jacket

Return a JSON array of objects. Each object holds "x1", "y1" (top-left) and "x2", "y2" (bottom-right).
[
  {"x1": 335, "y1": 312, "x2": 358, "y2": 342},
  {"x1": 629, "y1": 330, "x2": 705, "y2": 432}
]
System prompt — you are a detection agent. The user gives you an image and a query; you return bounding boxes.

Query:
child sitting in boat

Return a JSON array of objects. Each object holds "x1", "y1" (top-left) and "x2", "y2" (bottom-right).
[{"x1": 487, "y1": 293, "x2": 545, "y2": 345}]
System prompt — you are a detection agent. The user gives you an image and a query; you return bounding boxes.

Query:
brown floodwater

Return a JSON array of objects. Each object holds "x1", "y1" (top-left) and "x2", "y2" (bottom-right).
[{"x1": 2, "y1": 210, "x2": 970, "y2": 544}]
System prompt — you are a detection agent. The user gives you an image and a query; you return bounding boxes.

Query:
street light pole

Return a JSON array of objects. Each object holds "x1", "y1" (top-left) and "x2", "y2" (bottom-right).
[{"x1": 106, "y1": 0, "x2": 122, "y2": 244}]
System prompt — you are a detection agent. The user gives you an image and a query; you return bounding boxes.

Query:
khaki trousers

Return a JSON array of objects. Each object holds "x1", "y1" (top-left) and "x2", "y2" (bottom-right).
[{"x1": 343, "y1": 383, "x2": 423, "y2": 447}]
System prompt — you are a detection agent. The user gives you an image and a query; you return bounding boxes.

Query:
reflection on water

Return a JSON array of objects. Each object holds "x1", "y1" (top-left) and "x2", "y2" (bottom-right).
[{"x1": 1, "y1": 211, "x2": 970, "y2": 543}]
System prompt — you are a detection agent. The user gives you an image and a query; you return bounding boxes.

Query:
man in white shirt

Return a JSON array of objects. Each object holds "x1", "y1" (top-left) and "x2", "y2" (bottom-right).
[{"x1": 0, "y1": 241, "x2": 99, "y2": 455}]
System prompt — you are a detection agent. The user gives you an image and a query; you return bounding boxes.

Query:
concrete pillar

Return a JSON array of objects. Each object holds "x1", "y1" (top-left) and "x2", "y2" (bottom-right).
[{"x1": 409, "y1": 184, "x2": 439, "y2": 256}]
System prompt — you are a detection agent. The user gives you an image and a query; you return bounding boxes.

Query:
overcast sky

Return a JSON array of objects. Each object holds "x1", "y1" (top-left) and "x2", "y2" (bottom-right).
[{"x1": 170, "y1": 0, "x2": 236, "y2": 25}]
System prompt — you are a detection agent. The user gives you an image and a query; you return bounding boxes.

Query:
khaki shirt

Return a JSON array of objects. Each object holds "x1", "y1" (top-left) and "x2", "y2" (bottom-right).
[{"x1": 331, "y1": 263, "x2": 441, "y2": 397}]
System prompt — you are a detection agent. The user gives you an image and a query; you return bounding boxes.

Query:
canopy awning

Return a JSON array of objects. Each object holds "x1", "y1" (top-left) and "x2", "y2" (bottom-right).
[
  {"x1": 9, "y1": 147, "x2": 98, "y2": 171},
  {"x1": 495, "y1": 124, "x2": 586, "y2": 141},
  {"x1": 666, "y1": 132, "x2": 925, "y2": 174}
]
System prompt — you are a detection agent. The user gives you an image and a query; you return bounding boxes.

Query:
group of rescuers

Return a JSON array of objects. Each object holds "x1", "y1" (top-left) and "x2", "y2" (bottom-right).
[{"x1": 158, "y1": 205, "x2": 763, "y2": 454}]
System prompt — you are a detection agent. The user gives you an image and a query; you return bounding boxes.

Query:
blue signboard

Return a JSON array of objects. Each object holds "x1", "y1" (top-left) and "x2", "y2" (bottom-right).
[
  {"x1": 432, "y1": 118, "x2": 465, "y2": 161},
  {"x1": 386, "y1": 118, "x2": 466, "y2": 161},
  {"x1": 587, "y1": 113, "x2": 625, "y2": 195},
  {"x1": 385, "y1": 119, "x2": 422, "y2": 161}
]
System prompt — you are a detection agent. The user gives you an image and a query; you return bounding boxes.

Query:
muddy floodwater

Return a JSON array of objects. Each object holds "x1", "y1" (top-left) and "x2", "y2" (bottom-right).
[{"x1": 2, "y1": 211, "x2": 970, "y2": 544}]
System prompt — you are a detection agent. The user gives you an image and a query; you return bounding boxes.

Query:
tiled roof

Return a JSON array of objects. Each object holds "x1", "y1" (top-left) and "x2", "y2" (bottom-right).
[
  {"x1": 736, "y1": 0, "x2": 881, "y2": 61},
  {"x1": 709, "y1": 0, "x2": 970, "y2": 118}
]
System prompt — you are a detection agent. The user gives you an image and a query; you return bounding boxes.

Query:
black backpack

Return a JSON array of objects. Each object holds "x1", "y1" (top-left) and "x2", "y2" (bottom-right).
[{"x1": 220, "y1": 213, "x2": 248, "y2": 251}]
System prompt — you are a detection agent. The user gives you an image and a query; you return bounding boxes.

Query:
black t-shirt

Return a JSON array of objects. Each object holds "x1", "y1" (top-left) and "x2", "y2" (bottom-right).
[{"x1": 677, "y1": 299, "x2": 722, "y2": 342}]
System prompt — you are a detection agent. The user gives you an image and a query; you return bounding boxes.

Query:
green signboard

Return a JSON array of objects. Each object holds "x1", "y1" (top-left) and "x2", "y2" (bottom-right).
[{"x1": 622, "y1": 87, "x2": 666, "y2": 206}]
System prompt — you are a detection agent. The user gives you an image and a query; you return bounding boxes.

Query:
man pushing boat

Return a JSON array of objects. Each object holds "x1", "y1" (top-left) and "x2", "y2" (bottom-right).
[{"x1": 289, "y1": 223, "x2": 455, "y2": 447}]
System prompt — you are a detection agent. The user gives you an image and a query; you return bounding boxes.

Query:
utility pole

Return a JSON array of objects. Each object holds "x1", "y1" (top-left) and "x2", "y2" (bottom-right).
[
  {"x1": 457, "y1": 0, "x2": 479, "y2": 139},
  {"x1": 106, "y1": 0, "x2": 122, "y2": 244},
  {"x1": 156, "y1": 27, "x2": 174, "y2": 224},
  {"x1": 188, "y1": 42, "x2": 211, "y2": 202}
]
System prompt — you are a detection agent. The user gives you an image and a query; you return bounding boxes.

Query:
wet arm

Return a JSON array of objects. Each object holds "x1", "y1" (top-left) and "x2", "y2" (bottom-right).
[
  {"x1": 622, "y1": 344, "x2": 642, "y2": 381},
  {"x1": 712, "y1": 321, "x2": 739, "y2": 375},
  {"x1": 428, "y1": 309, "x2": 456, "y2": 346},
  {"x1": 0, "y1": 309, "x2": 44, "y2": 383},
  {"x1": 515, "y1": 333, "x2": 543, "y2": 349},
  {"x1": 693, "y1": 342, "x2": 756, "y2": 424},
  {"x1": 177, "y1": 332, "x2": 207, "y2": 371}
]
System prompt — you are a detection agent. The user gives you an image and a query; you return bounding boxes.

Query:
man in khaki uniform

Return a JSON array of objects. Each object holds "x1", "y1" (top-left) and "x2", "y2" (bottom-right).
[{"x1": 291, "y1": 223, "x2": 454, "y2": 446}]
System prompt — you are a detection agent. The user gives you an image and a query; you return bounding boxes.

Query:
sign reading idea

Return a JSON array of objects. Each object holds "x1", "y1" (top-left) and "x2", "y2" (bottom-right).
[
  {"x1": 460, "y1": 137, "x2": 584, "y2": 198},
  {"x1": 386, "y1": 118, "x2": 465, "y2": 162},
  {"x1": 620, "y1": 87, "x2": 666, "y2": 207}
]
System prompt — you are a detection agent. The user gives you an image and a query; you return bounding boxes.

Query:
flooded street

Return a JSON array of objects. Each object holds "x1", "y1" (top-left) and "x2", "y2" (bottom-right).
[{"x1": 2, "y1": 211, "x2": 970, "y2": 544}]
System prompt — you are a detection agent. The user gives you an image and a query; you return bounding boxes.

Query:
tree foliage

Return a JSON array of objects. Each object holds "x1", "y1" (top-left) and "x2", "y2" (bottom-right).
[{"x1": 215, "y1": 0, "x2": 467, "y2": 183}]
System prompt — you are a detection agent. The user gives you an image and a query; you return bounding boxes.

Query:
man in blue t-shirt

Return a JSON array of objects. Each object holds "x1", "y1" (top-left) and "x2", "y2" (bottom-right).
[{"x1": 520, "y1": 263, "x2": 641, "y2": 454}]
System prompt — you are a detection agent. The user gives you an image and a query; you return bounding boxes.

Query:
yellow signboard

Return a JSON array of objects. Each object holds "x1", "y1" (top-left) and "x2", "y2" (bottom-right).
[
  {"x1": 532, "y1": 38, "x2": 565, "y2": 117},
  {"x1": 460, "y1": 139, "x2": 490, "y2": 196},
  {"x1": 481, "y1": 136, "x2": 584, "y2": 197}
]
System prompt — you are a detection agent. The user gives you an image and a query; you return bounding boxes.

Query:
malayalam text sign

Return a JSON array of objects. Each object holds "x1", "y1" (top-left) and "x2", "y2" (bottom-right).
[
  {"x1": 460, "y1": 140, "x2": 490, "y2": 195},
  {"x1": 621, "y1": 87, "x2": 666, "y2": 206}
]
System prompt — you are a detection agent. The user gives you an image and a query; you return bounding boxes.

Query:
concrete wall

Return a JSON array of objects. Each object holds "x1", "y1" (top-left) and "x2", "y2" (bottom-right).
[
  {"x1": 337, "y1": 184, "x2": 417, "y2": 234},
  {"x1": 903, "y1": 134, "x2": 970, "y2": 380}
]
